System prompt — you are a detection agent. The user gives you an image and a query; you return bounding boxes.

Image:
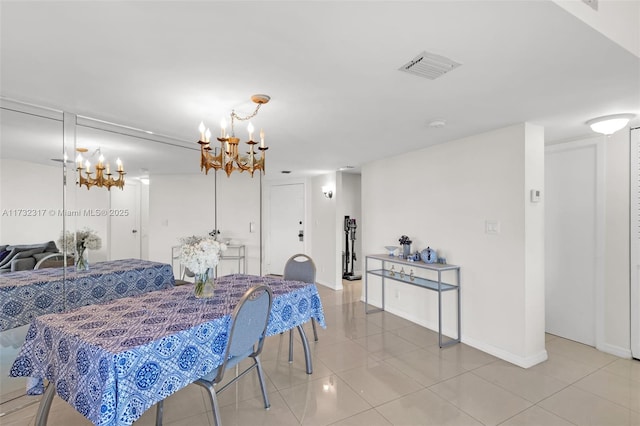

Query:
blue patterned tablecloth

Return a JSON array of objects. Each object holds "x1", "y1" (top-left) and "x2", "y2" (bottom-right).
[
  {"x1": 0, "y1": 259, "x2": 175, "y2": 331},
  {"x1": 10, "y1": 274, "x2": 325, "y2": 426}
]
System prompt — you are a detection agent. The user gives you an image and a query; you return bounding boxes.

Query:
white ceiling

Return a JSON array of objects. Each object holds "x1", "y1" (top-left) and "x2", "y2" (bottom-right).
[{"x1": 1, "y1": 1, "x2": 638, "y2": 179}]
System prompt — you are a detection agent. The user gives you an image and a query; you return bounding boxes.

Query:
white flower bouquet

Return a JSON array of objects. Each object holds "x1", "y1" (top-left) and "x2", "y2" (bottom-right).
[
  {"x1": 58, "y1": 228, "x2": 102, "y2": 271},
  {"x1": 179, "y1": 235, "x2": 227, "y2": 297}
]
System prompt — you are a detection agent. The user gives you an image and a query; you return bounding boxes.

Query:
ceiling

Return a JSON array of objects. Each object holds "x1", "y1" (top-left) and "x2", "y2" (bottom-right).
[{"x1": 1, "y1": 1, "x2": 638, "y2": 180}]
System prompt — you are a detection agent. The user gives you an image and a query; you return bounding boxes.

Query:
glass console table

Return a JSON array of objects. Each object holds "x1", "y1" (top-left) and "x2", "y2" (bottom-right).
[
  {"x1": 364, "y1": 253, "x2": 460, "y2": 347},
  {"x1": 172, "y1": 244, "x2": 246, "y2": 279}
]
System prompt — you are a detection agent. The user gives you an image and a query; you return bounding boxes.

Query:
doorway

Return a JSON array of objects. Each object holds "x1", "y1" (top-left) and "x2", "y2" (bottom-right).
[
  {"x1": 266, "y1": 183, "x2": 305, "y2": 275},
  {"x1": 545, "y1": 138, "x2": 604, "y2": 346}
]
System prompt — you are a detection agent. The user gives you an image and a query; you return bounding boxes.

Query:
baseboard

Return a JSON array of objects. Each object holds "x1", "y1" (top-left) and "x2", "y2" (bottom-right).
[
  {"x1": 316, "y1": 280, "x2": 342, "y2": 291},
  {"x1": 361, "y1": 296, "x2": 548, "y2": 368},
  {"x1": 596, "y1": 342, "x2": 632, "y2": 359},
  {"x1": 463, "y1": 336, "x2": 548, "y2": 368}
]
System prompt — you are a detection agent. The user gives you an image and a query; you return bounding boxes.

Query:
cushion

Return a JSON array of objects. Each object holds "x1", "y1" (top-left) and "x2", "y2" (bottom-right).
[
  {"x1": 0, "y1": 250, "x2": 10, "y2": 263},
  {"x1": 0, "y1": 245, "x2": 46, "y2": 269},
  {"x1": 43, "y1": 241, "x2": 59, "y2": 253},
  {"x1": 14, "y1": 247, "x2": 46, "y2": 259},
  {"x1": 0, "y1": 245, "x2": 8, "y2": 252}
]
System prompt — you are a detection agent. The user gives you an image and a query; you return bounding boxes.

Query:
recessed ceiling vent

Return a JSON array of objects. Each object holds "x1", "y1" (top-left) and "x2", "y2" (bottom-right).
[{"x1": 398, "y1": 51, "x2": 461, "y2": 80}]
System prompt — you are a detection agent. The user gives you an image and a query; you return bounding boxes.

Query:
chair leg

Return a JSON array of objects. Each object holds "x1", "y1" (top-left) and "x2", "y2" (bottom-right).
[
  {"x1": 254, "y1": 356, "x2": 270, "y2": 409},
  {"x1": 311, "y1": 318, "x2": 318, "y2": 342},
  {"x1": 288, "y1": 329, "x2": 294, "y2": 363},
  {"x1": 155, "y1": 400, "x2": 163, "y2": 426},
  {"x1": 35, "y1": 382, "x2": 56, "y2": 426},
  {"x1": 196, "y1": 380, "x2": 222, "y2": 426},
  {"x1": 296, "y1": 325, "x2": 313, "y2": 374}
]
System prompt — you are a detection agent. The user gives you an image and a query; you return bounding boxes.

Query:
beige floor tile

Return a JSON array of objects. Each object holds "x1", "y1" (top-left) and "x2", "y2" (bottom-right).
[
  {"x1": 40, "y1": 396, "x2": 93, "y2": 425},
  {"x1": 214, "y1": 362, "x2": 278, "y2": 408},
  {"x1": 376, "y1": 388, "x2": 483, "y2": 426},
  {"x1": 545, "y1": 337, "x2": 618, "y2": 370},
  {"x1": 429, "y1": 372, "x2": 532, "y2": 426},
  {"x1": 545, "y1": 333, "x2": 559, "y2": 343},
  {"x1": 0, "y1": 398, "x2": 38, "y2": 426},
  {"x1": 425, "y1": 342, "x2": 499, "y2": 371},
  {"x1": 365, "y1": 311, "x2": 416, "y2": 332},
  {"x1": 384, "y1": 348, "x2": 466, "y2": 387},
  {"x1": 473, "y1": 360, "x2": 570, "y2": 403},
  {"x1": 314, "y1": 339, "x2": 376, "y2": 373},
  {"x1": 216, "y1": 391, "x2": 301, "y2": 426},
  {"x1": 393, "y1": 323, "x2": 441, "y2": 348},
  {"x1": 528, "y1": 351, "x2": 600, "y2": 384},
  {"x1": 538, "y1": 386, "x2": 640, "y2": 426},
  {"x1": 262, "y1": 354, "x2": 333, "y2": 391},
  {"x1": 329, "y1": 408, "x2": 393, "y2": 426},
  {"x1": 498, "y1": 405, "x2": 575, "y2": 426},
  {"x1": 165, "y1": 411, "x2": 213, "y2": 426},
  {"x1": 279, "y1": 375, "x2": 371, "y2": 426},
  {"x1": 336, "y1": 360, "x2": 423, "y2": 407},
  {"x1": 573, "y1": 369, "x2": 640, "y2": 412},
  {"x1": 152, "y1": 383, "x2": 208, "y2": 423},
  {"x1": 603, "y1": 358, "x2": 640, "y2": 383},
  {"x1": 353, "y1": 331, "x2": 421, "y2": 360}
]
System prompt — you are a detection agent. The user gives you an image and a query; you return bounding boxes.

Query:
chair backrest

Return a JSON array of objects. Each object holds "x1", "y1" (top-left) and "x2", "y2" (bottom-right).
[
  {"x1": 216, "y1": 285, "x2": 273, "y2": 380},
  {"x1": 34, "y1": 253, "x2": 74, "y2": 269},
  {"x1": 283, "y1": 254, "x2": 316, "y2": 284}
]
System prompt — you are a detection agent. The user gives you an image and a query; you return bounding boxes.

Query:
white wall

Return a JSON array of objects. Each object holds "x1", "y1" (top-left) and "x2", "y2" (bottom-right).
[
  {"x1": 148, "y1": 172, "x2": 261, "y2": 276},
  {"x1": 602, "y1": 127, "x2": 631, "y2": 356},
  {"x1": 311, "y1": 172, "x2": 339, "y2": 288},
  {"x1": 362, "y1": 123, "x2": 547, "y2": 368},
  {"x1": 0, "y1": 159, "x2": 64, "y2": 246}
]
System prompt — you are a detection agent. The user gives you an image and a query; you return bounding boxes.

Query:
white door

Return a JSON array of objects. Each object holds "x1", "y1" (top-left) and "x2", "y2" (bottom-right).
[
  {"x1": 267, "y1": 183, "x2": 304, "y2": 275},
  {"x1": 545, "y1": 139, "x2": 603, "y2": 346},
  {"x1": 631, "y1": 128, "x2": 640, "y2": 359},
  {"x1": 109, "y1": 182, "x2": 140, "y2": 260}
]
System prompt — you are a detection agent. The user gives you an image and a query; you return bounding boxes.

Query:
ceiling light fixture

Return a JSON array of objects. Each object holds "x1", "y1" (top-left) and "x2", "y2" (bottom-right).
[
  {"x1": 198, "y1": 94, "x2": 270, "y2": 177},
  {"x1": 586, "y1": 113, "x2": 635, "y2": 135},
  {"x1": 75, "y1": 148, "x2": 125, "y2": 190}
]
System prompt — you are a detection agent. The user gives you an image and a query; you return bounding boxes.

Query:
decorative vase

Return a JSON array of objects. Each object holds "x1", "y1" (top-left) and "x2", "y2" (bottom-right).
[
  {"x1": 76, "y1": 248, "x2": 89, "y2": 272},
  {"x1": 194, "y1": 269, "x2": 215, "y2": 299},
  {"x1": 402, "y1": 244, "x2": 411, "y2": 259}
]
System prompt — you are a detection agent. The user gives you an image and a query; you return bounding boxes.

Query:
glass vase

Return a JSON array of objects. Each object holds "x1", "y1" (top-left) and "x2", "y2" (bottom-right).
[
  {"x1": 76, "y1": 248, "x2": 89, "y2": 272},
  {"x1": 194, "y1": 269, "x2": 215, "y2": 299},
  {"x1": 402, "y1": 244, "x2": 411, "y2": 259}
]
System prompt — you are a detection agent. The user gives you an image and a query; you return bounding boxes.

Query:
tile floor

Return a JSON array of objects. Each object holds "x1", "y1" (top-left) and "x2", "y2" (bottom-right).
[{"x1": 2, "y1": 280, "x2": 640, "y2": 425}]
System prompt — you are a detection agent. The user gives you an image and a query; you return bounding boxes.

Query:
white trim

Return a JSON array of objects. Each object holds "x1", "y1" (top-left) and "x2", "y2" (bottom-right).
[
  {"x1": 463, "y1": 336, "x2": 548, "y2": 369},
  {"x1": 597, "y1": 342, "x2": 632, "y2": 359},
  {"x1": 545, "y1": 137, "x2": 605, "y2": 350},
  {"x1": 631, "y1": 128, "x2": 640, "y2": 359}
]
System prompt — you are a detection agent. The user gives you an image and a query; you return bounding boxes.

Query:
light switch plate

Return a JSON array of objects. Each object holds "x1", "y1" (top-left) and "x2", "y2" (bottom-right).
[{"x1": 485, "y1": 220, "x2": 500, "y2": 234}]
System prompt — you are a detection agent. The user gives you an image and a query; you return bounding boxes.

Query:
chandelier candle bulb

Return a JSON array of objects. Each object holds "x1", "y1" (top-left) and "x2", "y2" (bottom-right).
[
  {"x1": 260, "y1": 129, "x2": 265, "y2": 148},
  {"x1": 106, "y1": 163, "x2": 110, "y2": 175},
  {"x1": 117, "y1": 158, "x2": 123, "y2": 172},
  {"x1": 248, "y1": 122, "x2": 254, "y2": 141},
  {"x1": 76, "y1": 154, "x2": 83, "y2": 169},
  {"x1": 199, "y1": 122, "x2": 206, "y2": 141},
  {"x1": 205, "y1": 128, "x2": 211, "y2": 143},
  {"x1": 98, "y1": 154, "x2": 104, "y2": 168},
  {"x1": 220, "y1": 118, "x2": 226, "y2": 137},
  {"x1": 85, "y1": 160, "x2": 91, "y2": 173}
]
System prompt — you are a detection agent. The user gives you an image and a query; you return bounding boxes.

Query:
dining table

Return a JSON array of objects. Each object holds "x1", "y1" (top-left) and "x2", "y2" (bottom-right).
[
  {"x1": 9, "y1": 273, "x2": 326, "y2": 426},
  {"x1": 0, "y1": 259, "x2": 175, "y2": 332}
]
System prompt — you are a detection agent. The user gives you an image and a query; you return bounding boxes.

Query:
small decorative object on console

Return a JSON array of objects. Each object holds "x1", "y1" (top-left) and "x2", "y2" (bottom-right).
[
  {"x1": 384, "y1": 246, "x2": 398, "y2": 256},
  {"x1": 398, "y1": 235, "x2": 412, "y2": 258},
  {"x1": 179, "y1": 235, "x2": 227, "y2": 298},
  {"x1": 420, "y1": 246, "x2": 438, "y2": 264}
]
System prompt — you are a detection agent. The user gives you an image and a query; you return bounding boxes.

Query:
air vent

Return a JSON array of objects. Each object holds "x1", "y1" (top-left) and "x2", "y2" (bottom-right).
[{"x1": 398, "y1": 51, "x2": 461, "y2": 80}]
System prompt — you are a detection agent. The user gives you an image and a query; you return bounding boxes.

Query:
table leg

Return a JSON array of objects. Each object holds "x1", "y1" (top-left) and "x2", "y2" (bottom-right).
[
  {"x1": 296, "y1": 325, "x2": 313, "y2": 374},
  {"x1": 35, "y1": 382, "x2": 55, "y2": 426}
]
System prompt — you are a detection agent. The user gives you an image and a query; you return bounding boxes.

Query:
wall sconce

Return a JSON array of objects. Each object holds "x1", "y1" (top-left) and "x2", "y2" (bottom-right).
[
  {"x1": 322, "y1": 185, "x2": 333, "y2": 199},
  {"x1": 586, "y1": 113, "x2": 635, "y2": 135}
]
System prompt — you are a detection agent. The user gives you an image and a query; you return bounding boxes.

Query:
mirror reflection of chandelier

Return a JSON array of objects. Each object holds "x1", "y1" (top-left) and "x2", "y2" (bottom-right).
[
  {"x1": 198, "y1": 94, "x2": 270, "y2": 177},
  {"x1": 75, "y1": 147, "x2": 126, "y2": 190}
]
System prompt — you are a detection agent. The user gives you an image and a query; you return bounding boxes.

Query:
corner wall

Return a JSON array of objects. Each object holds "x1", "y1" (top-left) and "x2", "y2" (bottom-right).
[{"x1": 361, "y1": 123, "x2": 546, "y2": 367}]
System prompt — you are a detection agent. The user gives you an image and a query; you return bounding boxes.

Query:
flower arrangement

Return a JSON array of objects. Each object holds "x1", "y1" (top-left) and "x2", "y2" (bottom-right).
[
  {"x1": 58, "y1": 228, "x2": 102, "y2": 271},
  {"x1": 179, "y1": 235, "x2": 227, "y2": 297}
]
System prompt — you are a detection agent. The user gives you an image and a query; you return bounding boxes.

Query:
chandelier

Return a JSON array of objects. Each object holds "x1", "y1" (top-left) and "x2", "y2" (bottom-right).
[
  {"x1": 75, "y1": 148, "x2": 125, "y2": 190},
  {"x1": 198, "y1": 94, "x2": 270, "y2": 177}
]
